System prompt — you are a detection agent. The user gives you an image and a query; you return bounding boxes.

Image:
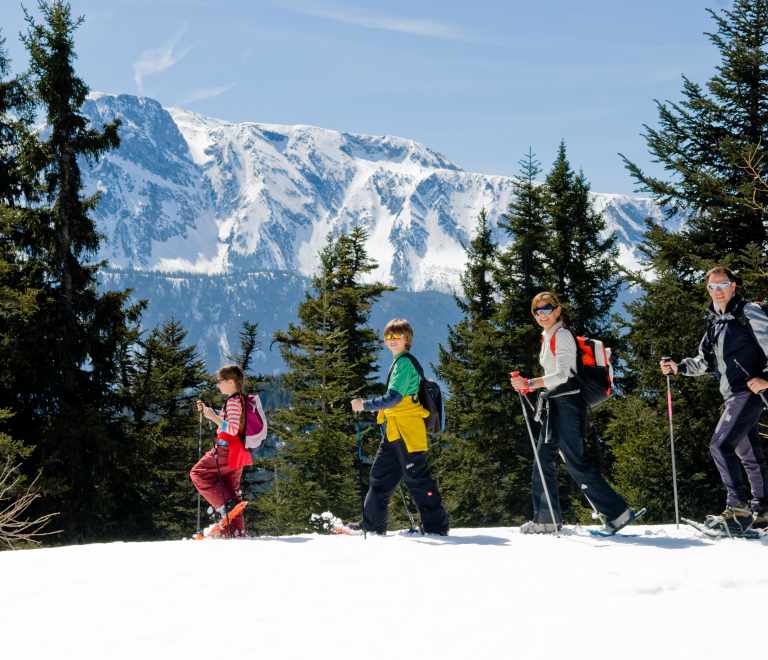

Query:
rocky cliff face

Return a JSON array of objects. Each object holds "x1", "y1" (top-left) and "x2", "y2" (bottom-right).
[
  {"x1": 83, "y1": 93, "x2": 660, "y2": 374},
  {"x1": 84, "y1": 93, "x2": 662, "y2": 289}
]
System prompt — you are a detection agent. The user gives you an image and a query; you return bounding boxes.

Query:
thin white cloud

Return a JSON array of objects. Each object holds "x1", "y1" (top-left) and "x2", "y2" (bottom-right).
[
  {"x1": 268, "y1": 0, "x2": 472, "y2": 41},
  {"x1": 133, "y1": 25, "x2": 194, "y2": 89},
  {"x1": 175, "y1": 84, "x2": 235, "y2": 106}
]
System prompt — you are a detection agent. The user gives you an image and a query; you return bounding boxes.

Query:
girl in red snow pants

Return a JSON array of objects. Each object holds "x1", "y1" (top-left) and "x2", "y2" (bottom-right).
[{"x1": 193, "y1": 363, "x2": 253, "y2": 536}]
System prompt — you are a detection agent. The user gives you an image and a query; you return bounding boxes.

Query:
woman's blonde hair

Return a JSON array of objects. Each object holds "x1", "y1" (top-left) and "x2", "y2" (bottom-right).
[
  {"x1": 383, "y1": 318, "x2": 414, "y2": 350},
  {"x1": 530, "y1": 292, "x2": 563, "y2": 319},
  {"x1": 217, "y1": 363, "x2": 246, "y2": 394}
]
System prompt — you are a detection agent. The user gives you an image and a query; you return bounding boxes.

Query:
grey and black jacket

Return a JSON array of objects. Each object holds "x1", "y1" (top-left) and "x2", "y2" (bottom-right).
[{"x1": 678, "y1": 293, "x2": 768, "y2": 399}]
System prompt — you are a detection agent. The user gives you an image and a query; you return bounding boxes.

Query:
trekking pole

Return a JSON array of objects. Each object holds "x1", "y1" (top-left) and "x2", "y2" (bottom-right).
[
  {"x1": 197, "y1": 409, "x2": 202, "y2": 535},
  {"x1": 356, "y1": 412, "x2": 366, "y2": 540},
  {"x1": 398, "y1": 482, "x2": 419, "y2": 533},
  {"x1": 734, "y1": 359, "x2": 768, "y2": 410},
  {"x1": 512, "y1": 372, "x2": 560, "y2": 538},
  {"x1": 210, "y1": 419, "x2": 233, "y2": 538},
  {"x1": 661, "y1": 358, "x2": 680, "y2": 529}
]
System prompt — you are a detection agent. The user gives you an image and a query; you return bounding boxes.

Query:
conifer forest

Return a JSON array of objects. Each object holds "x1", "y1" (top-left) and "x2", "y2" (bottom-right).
[{"x1": 3, "y1": 0, "x2": 768, "y2": 546}]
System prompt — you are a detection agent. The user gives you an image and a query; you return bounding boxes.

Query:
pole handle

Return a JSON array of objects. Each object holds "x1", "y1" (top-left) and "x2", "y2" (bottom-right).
[{"x1": 510, "y1": 371, "x2": 531, "y2": 395}]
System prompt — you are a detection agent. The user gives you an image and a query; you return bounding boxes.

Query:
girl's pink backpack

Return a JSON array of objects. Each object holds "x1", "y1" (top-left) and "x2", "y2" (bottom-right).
[{"x1": 243, "y1": 394, "x2": 268, "y2": 449}]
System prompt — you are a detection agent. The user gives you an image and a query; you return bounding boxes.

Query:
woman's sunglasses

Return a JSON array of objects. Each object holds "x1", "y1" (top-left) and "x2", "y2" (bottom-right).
[
  {"x1": 384, "y1": 334, "x2": 404, "y2": 340},
  {"x1": 706, "y1": 281, "x2": 733, "y2": 292},
  {"x1": 533, "y1": 304, "x2": 557, "y2": 317}
]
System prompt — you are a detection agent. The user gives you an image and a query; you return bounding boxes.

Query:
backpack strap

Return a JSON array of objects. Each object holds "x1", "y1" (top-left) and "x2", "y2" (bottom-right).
[
  {"x1": 384, "y1": 351, "x2": 408, "y2": 392},
  {"x1": 227, "y1": 392, "x2": 246, "y2": 440},
  {"x1": 385, "y1": 353, "x2": 425, "y2": 390},
  {"x1": 548, "y1": 326, "x2": 578, "y2": 356},
  {"x1": 738, "y1": 300, "x2": 768, "y2": 366}
]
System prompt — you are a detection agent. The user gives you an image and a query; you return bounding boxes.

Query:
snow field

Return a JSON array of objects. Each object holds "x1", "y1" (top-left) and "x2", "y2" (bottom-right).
[{"x1": 3, "y1": 524, "x2": 766, "y2": 659}]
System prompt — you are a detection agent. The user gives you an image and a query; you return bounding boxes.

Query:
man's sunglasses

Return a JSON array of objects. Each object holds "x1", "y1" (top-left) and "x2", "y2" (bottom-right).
[
  {"x1": 384, "y1": 333, "x2": 404, "y2": 340},
  {"x1": 533, "y1": 304, "x2": 557, "y2": 317},
  {"x1": 707, "y1": 281, "x2": 733, "y2": 292}
]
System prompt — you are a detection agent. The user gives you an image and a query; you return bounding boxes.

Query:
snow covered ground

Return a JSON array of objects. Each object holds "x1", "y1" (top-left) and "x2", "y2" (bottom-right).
[{"x1": 4, "y1": 524, "x2": 766, "y2": 659}]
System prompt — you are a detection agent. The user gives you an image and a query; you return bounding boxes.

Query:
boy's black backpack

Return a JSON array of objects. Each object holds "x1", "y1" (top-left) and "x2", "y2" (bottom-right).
[{"x1": 385, "y1": 353, "x2": 443, "y2": 435}]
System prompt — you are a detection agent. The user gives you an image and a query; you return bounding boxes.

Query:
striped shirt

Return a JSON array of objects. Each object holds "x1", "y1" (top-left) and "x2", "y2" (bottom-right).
[{"x1": 220, "y1": 395, "x2": 244, "y2": 436}]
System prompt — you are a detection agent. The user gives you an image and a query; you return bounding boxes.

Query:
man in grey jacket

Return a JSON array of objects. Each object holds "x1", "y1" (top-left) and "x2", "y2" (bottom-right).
[{"x1": 661, "y1": 267, "x2": 768, "y2": 532}]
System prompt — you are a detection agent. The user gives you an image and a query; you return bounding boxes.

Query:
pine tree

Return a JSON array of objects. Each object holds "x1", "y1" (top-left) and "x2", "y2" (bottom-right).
[
  {"x1": 0, "y1": 2, "x2": 139, "y2": 540},
  {"x1": 545, "y1": 141, "x2": 620, "y2": 336},
  {"x1": 122, "y1": 318, "x2": 208, "y2": 539},
  {"x1": 497, "y1": 150, "x2": 550, "y2": 374},
  {"x1": 0, "y1": 29, "x2": 35, "y2": 207},
  {"x1": 434, "y1": 202, "x2": 537, "y2": 526},
  {"x1": 621, "y1": 0, "x2": 768, "y2": 256},
  {"x1": 264, "y1": 229, "x2": 392, "y2": 532},
  {"x1": 610, "y1": 0, "x2": 768, "y2": 522}
]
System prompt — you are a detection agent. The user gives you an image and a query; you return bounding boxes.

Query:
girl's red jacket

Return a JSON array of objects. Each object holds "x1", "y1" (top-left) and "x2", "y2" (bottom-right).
[{"x1": 218, "y1": 394, "x2": 253, "y2": 469}]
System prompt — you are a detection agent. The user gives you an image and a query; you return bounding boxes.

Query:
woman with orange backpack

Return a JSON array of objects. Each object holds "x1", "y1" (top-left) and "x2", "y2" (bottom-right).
[{"x1": 511, "y1": 292, "x2": 642, "y2": 535}]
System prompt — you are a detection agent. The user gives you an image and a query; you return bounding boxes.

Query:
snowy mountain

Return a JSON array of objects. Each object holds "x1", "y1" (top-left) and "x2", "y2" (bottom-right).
[
  {"x1": 82, "y1": 93, "x2": 662, "y2": 374},
  {"x1": 84, "y1": 93, "x2": 662, "y2": 292}
]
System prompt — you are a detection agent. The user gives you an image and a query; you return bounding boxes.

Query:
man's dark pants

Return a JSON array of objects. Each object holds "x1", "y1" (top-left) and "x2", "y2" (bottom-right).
[
  {"x1": 363, "y1": 434, "x2": 449, "y2": 534},
  {"x1": 711, "y1": 391, "x2": 768, "y2": 509},
  {"x1": 532, "y1": 395, "x2": 627, "y2": 525}
]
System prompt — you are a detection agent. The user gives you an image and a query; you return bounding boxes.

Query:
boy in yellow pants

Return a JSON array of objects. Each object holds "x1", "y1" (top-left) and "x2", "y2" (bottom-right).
[{"x1": 348, "y1": 319, "x2": 449, "y2": 535}]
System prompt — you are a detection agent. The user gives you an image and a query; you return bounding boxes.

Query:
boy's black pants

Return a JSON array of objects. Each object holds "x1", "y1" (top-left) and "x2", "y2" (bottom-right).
[{"x1": 363, "y1": 434, "x2": 449, "y2": 534}]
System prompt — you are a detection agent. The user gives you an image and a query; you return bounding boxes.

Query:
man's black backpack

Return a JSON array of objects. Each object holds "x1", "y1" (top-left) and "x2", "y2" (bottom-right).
[
  {"x1": 706, "y1": 299, "x2": 768, "y2": 364},
  {"x1": 385, "y1": 353, "x2": 443, "y2": 435}
]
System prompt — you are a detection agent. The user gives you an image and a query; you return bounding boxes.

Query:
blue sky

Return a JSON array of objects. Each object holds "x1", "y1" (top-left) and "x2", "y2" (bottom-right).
[{"x1": 1, "y1": 0, "x2": 730, "y2": 195}]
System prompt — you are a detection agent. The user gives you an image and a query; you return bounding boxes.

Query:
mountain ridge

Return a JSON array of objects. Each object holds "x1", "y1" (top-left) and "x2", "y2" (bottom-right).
[
  {"x1": 83, "y1": 93, "x2": 663, "y2": 294},
  {"x1": 82, "y1": 92, "x2": 660, "y2": 374}
]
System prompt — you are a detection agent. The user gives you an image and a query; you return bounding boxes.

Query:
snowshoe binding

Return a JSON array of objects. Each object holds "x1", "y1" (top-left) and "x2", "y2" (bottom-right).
[
  {"x1": 588, "y1": 507, "x2": 646, "y2": 537},
  {"x1": 683, "y1": 503, "x2": 764, "y2": 539},
  {"x1": 751, "y1": 505, "x2": 767, "y2": 531},
  {"x1": 193, "y1": 501, "x2": 248, "y2": 539},
  {"x1": 693, "y1": 502, "x2": 760, "y2": 538},
  {"x1": 521, "y1": 521, "x2": 562, "y2": 534}
]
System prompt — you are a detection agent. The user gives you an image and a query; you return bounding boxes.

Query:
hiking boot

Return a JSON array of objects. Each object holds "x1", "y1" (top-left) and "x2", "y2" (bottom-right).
[
  {"x1": 708, "y1": 503, "x2": 753, "y2": 533},
  {"x1": 419, "y1": 526, "x2": 448, "y2": 536},
  {"x1": 346, "y1": 521, "x2": 386, "y2": 535},
  {"x1": 216, "y1": 499, "x2": 240, "y2": 519},
  {"x1": 751, "y1": 506, "x2": 767, "y2": 530},
  {"x1": 521, "y1": 521, "x2": 561, "y2": 534}
]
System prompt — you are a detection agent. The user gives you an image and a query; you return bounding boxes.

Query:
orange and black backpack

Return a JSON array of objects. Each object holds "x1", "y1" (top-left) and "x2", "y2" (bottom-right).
[{"x1": 548, "y1": 327, "x2": 615, "y2": 408}]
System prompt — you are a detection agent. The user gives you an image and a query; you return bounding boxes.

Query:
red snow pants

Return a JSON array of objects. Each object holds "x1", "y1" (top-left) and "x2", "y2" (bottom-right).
[{"x1": 191, "y1": 444, "x2": 245, "y2": 535}]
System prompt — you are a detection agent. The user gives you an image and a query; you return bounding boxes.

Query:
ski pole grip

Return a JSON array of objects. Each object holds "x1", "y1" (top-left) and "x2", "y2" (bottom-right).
[
  {"x1": 510, "y1": 371, "x2": 531, "y2": 395},
  {"x1": 662, "y1": 356, "x2": 672, "y2": 362}
]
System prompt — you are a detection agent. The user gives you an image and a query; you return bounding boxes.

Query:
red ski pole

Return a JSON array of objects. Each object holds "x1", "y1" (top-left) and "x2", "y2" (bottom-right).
[{"x1": 661, "y1": 358, "x2": 680, "y2": 529}]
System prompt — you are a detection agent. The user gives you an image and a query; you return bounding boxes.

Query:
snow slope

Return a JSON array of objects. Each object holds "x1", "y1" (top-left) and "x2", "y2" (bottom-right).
[
  {"x1": 83, "y1": 94, "x2": 665, "y2": 293},
  {"x1": 4, "y1": 524, "x2": 766, "y2": 659}
]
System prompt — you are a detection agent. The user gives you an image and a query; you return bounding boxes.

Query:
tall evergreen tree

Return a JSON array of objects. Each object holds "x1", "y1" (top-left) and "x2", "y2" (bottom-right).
[
  {"x1": 621, "y1": 0, "x2": 768, "y2": 256},
  {"x1": 0, "y1": 2, "x2": 138, "y2": 541},
  {"x1": 122, "y1": 318, "x2": 208, "y2": 539},
  {"x1": 497, "y1": 150, "x2": 550, "y2": 374},
  {"x1": 0, "y1": 30, "x2": 38, "y2": 464},
  {"x1": 545, "y1": 141, "x2": 620, "y2": 336},
  {"x1": 263, "y1": 229, "x2": 392, "y2": 532},
  {"x1": 434, "y1": 191, "x2": 546, "y2": 526},
  {"x1": 610, "y1": 0, "x2": 768, "y2": 522}
]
